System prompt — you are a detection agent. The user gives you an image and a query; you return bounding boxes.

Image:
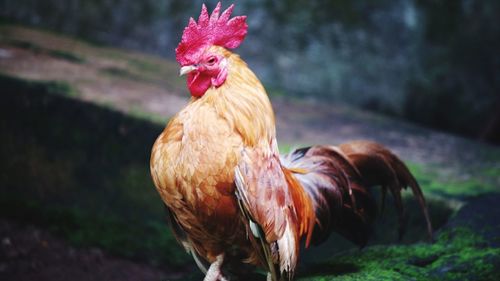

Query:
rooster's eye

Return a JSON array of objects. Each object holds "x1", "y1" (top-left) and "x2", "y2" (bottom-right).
[{"x1": 207, "y1": 57, "x2": 217, "y2": 65}]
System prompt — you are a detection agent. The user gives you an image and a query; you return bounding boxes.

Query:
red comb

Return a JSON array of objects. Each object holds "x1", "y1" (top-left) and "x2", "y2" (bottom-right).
[{"x1": 175, "y1": 2, "x2": 248, "y2": 65}]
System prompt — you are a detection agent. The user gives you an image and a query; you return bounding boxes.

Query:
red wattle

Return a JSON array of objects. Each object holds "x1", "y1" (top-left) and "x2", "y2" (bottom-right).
[{"x1": 187, "y1": 72, "x2": 212, "y2": 97}]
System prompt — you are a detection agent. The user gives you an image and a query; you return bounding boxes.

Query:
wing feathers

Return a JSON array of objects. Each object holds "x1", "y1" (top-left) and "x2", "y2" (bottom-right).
[{"x1": 235, "y1": 146, "x2": 314, "y2": 280}]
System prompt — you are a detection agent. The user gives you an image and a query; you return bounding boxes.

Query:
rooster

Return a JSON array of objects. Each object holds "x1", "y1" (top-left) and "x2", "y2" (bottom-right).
[{"x1": 150, "y1": 3, "x2": 432, "y2": 281}]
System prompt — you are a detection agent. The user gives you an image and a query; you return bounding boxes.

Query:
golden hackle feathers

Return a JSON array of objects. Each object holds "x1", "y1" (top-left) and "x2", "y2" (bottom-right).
[
  {"x1": 150, "y1": 45, "x2": 280, "y2": 267},
  {"x1": 206, "y1": 46, "x2": 276, "y2": 147}
]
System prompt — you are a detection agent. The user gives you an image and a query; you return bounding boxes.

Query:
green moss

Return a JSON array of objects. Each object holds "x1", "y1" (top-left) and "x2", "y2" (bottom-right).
[
  {"x1": 483, "y1": 166, "x2": 500, "y2": 178},
  {"x1": 407, "y1": 162, "x2": 499, "y2": 198},
  {"x1": 297, "y1": 227, "x2": 500, "y2": 280}
]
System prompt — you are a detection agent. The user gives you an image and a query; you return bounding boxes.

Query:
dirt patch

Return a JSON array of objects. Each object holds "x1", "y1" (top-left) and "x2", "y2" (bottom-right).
[
  {"x1": 0, "y1": 219, "x2": 184, "y2": 281},
  {"x1": 0, "y1": 25, "x2": 188, "y2": 120}
]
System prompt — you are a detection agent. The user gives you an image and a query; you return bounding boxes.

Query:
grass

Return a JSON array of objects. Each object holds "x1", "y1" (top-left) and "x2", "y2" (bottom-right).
[{"x1": 407, "y1": 162, "x2": 499, "y2": 198}]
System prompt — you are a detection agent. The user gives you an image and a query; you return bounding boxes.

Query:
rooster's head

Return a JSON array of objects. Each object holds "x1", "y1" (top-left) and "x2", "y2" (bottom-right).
[{"x1": 175, "y1": 2, "x2": 247, "y2": 97}]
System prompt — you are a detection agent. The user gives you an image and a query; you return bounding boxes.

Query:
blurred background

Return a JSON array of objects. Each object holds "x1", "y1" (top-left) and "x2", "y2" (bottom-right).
[
  {"x1": 2, "y1": 0, "x2": 499, "y2": 143},
  {"x1": 0, "y1": 1, "x2": 499, "y2": 280}
]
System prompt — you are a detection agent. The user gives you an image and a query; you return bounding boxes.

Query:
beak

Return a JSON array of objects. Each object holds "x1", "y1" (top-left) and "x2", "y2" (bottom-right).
[{"x1": 179, "y1": 65, "x2": 197, "y2": 76}]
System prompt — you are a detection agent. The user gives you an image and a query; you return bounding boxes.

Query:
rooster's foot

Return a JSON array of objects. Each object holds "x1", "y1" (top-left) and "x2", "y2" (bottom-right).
[{"x1": 203, "y1": 254, "x2": 228, "y2": 281}]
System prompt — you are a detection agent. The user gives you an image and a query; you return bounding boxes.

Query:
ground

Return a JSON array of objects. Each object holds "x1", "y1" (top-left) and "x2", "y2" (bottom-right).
[
  {"x1": 0, "y1": 24, "x2": 499, "y2": 280},
  {"x1": 0, "y1": 219, "x2": 179, "y2": 281}
]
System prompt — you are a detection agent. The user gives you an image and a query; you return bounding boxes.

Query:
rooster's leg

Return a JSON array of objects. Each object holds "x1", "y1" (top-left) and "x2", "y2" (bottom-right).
[{"x1": 203, "y1": 254, "x2": 228, "y2": 281}]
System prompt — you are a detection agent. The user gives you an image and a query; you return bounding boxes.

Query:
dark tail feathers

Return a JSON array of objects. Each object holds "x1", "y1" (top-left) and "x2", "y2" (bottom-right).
[{"x1": 281, "y1": 141, "x2": 433, "y2": 247}]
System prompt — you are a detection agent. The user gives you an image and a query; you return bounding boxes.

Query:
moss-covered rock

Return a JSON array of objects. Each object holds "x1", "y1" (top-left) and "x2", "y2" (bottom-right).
[{"x1": 297, "y1": 196, "x2": 500, "y2": 281}]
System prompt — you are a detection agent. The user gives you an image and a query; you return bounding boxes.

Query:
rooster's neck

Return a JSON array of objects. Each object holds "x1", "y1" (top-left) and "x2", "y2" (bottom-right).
[{"x1": 200, "y1": 52, "x2": 276, "y2": 148}]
